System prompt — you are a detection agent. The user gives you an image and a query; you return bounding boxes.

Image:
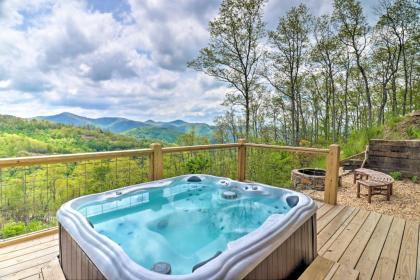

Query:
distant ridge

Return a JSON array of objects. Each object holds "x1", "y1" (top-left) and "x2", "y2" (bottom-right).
[
  {"x1": 0, "y1": 114, "x2": 151, "y2": 157},
  {"x1": 37, "y1": 112, "x2": 215, "y2": 143}
]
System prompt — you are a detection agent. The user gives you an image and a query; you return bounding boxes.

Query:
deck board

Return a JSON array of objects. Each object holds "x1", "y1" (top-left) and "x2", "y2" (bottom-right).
[
  {"x1": 2, "y1": 267, "x2": 43, "y2": 280},
  {"x1": 372, "y1": 217, "x2": 406, "y2": 280},
  {"x1": 324, "y1": 262, "x2": 340, "y2": 280},
  {"x1": 417, "y1": 227, "x2": 420, "y2": 280},
  {"x1": 330, "y1": 263, "x2": 359, "y2": 280},
  {"x1": 317, "y1": 205, "x2": 345, "y2": 233},
  {"x1": 322, "y1": 209, "x2": 370, "y2": 260},
  {"x1": 0, "y1": 235, "x2": 57, "y2": 256},
  {"x1": 317, "y1": 203, "x2": 335, "y2": 220},
  {"x1": 355, "y1": 215, "x2": 393, "y2": 280},
  {"x1": 0, "y1": 239, "x2": 58, "y2": 262},
  {"x1": 318, "y1": 209, "x2": 360, "y2": 255},
  {"x1": 298, "y1": 256, "x2": 335, "y2": 280},
  {"x1": 317, "y1": 207, "x2": 356, "y2": 249},
  {"x1": 394, "y1": 221, "x2": 419, "y2": 280},
  {"x1": 338, "y1": 211, "x2": 381, "y2": 267},
  {"x1": 0, "y1": 203, "x2": 419, "y2": 280},
  {"x1": 41, "y1": 258, "x2": 65, "y2": 280}
]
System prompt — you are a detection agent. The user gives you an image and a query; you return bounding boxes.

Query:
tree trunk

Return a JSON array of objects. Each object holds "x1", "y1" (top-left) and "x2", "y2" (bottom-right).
[
  {"x1": 378, "y1": 85, "x2": 388, "y2": 125},
  {"x1": 329, "y1": 65, "x2": 336, "y2": 143},
  {"x1": 402, "y1": 47, "x2": 408, "y2": 115},
  {"x1": 355, "y1": 54, "x2": 372, "y2": 125},
  {"x1": 391, "y1": 75, "x2": 397, "y2": 115},
  {"x1": 245, "y1": 96, "x2": 250, "y2": 138}
]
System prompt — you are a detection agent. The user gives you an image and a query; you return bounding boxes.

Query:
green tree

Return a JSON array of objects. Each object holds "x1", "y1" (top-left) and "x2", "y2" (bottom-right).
[
  {"x1": 334, "y1": 0, "x2": 372, "y2": 125},
  {"x1": 376, "y1": 0, "x2": 418, "y2": 115},
  {"x1": 188, "y1": 0, "x2": 266, "y2": 138},
  {"x1": 265, "y1": 4, "x2": 313, "y2": 145},
  {"x1": 311, "y1": 15, "x2": 341, "y2": 142},
  {"x1": 371, "y1": 22, "x2": 400, "y2": 125},
  {"x1": 176, "y1": 129, "x2": 209, "y2": 146}
]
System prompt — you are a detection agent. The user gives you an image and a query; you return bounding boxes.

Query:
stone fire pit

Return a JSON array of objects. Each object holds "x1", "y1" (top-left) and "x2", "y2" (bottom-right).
[{"x1": 291, "y1": 168, "x2": 326, "y2": 191}]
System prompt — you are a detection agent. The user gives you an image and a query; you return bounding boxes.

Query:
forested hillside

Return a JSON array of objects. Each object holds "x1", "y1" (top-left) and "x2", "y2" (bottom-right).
[
  {"x1": 191, "y1": 0, "x2": 419, "y2": 145},
  {"x1": 0, "y1": 115, "x2": 152, "y2": 157},
  {"x1": 39, "y1": 112, "x2": 215, "y2": 142},
  {"x1": 123, "y1": 121, "x2": 214, "y2": 143}
]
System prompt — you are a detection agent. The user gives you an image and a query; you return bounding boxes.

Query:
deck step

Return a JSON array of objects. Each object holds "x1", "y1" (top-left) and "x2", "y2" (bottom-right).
[
  {"x1": 41, "y1": 258, "x2": 65, "y2": 280},
  {"x1": 298, "y1": 256, "x2": 359, "y2": 280}
]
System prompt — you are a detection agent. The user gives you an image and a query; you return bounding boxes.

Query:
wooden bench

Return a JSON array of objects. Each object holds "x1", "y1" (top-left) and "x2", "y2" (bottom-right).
[
  {"x1": 298, "y1": 256, "x2": 359, "y2": 280},
  {"x1": 354, "y1": 168, "x2": 394, "y2": 203}
]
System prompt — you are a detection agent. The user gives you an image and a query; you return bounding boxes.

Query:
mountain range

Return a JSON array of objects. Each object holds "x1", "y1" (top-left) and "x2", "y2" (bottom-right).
[{"x1": 37, "y1": 112, "x2": 215, "y2": 143}]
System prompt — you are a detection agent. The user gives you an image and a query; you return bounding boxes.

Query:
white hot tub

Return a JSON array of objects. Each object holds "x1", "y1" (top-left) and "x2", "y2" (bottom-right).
[{"x1": 57, "y1": 175, "x2": 317, "y2": 280}]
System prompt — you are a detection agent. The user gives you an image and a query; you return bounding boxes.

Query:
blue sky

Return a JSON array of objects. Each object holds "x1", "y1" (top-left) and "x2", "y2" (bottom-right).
[{"x1": 0, "y1": 0, "x2": 378, "y2": 123}]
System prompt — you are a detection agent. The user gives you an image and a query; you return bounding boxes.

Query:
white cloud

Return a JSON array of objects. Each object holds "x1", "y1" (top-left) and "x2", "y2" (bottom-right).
[
  {"x1": 0, "y1": 0, "x2": 378, "y2": 123},
  {"x1": 0, "y1": 80, "x2": 11, "y2": 89},
  {"x1": 127, "y1": 0, "x2": 220, "y2": 71},
  {"x1": 0, "y1": 0, "x2": 225, "y2": 122}
]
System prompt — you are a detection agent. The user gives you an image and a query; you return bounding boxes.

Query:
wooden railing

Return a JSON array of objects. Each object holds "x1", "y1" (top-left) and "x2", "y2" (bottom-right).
[
  {"x1": 0, "y1": 140, "x2": 340, "y2": 241},
  {"x1": 240, "y1": 142, "x2": 339, "y2": 204}
]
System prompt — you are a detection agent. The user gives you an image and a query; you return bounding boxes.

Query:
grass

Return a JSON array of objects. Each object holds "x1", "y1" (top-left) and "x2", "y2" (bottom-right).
[
  {"x1": 390, "y1": 171, "x2": 402, "y2": 181},
  {"x1": 340, "y1": 126, "x2": 383, "y2": 158}
]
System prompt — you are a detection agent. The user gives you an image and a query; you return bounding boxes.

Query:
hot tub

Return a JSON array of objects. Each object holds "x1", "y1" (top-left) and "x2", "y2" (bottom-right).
[{"x1": 57, "y1": 175, "x2": 317, "y2": 280}]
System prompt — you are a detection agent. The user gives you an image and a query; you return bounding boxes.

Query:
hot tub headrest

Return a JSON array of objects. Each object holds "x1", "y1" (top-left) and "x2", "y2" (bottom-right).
[
  {"x1": 187, "y1": 176, "x2": 202, "y2": 182},
  {"x1": 286, "y1": 195, "x2": 299, "y2": 208}
]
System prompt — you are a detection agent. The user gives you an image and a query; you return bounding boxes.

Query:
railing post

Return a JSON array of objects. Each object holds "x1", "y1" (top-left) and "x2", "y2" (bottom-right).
[
  {"x1": 324, "y1": 144, "x2": 340, "y2": 205},
  {"x1": 150, "y1": 143, "x2": 163, "y2": 180},
  {"x1": 237, "y1": 139, "x2": 246, "y2": 181}
]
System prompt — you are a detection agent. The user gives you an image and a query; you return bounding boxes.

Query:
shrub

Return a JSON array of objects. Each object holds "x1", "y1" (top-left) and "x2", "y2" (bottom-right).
[
  {"x1": 0, "y1": 220, "x2": 53, "y2": 239},
  {"x1": 390, "y1": 171, "x2": 402, "y2": 180},
  {"x1": 406, "y1": 127, "x2": 420, "y2": 139},
  {"x1": 412, "y1": 176, "x2": 419, "y2": 184},
  {"x1": 1, "y1": 222, "x2": 26, "y2": 238},
  {"x1": 26, "y1": 220, "x2": 47, "y2": 232},
  {"x1": 186, "y1": 155, "x2": 210, "y2": 173}
]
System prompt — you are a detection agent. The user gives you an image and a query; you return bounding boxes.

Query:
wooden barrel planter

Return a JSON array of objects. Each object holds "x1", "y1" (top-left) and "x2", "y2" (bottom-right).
[{"x1": 291, "y1": 168, "x2": 326, "y2": 191}]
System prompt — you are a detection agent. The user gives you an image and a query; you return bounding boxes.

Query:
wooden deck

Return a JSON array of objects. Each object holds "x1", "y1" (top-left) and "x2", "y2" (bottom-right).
[{"x1": 1, "y1": 201, "x2": 419, "y2": 280}]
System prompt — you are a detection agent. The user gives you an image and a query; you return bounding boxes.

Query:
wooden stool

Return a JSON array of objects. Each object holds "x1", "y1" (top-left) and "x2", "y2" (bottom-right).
[{"x1": 356, "y1": 180, "x2": 392, "y2": 203}]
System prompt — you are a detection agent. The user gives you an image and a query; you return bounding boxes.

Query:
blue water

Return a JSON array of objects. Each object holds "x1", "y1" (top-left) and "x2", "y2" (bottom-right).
[{"x1": 77, "y1": 177, "x2": 291, "y2": 275}]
